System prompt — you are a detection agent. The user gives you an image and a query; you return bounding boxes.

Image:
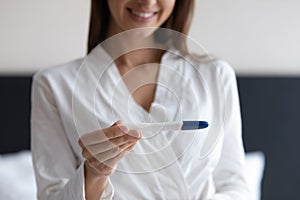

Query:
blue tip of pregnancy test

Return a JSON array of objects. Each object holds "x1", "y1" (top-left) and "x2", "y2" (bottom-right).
[{"x1": 181, "y1": 121, "x2": 209, "y2": 130}]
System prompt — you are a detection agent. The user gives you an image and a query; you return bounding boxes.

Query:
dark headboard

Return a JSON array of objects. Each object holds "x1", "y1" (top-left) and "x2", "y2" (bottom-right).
[
  {"x1": 237, "y1": 77, "x2": 300, "y2": 200},
  {"x1": 1, "y1": 76, "x2": 299, "y2": 200},
  {"x1": 0, "y1": 76, "x2": 32, "y2": 153}
]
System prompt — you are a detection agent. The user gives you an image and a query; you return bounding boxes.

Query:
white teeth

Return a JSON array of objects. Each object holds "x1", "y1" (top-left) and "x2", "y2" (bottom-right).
[{"x1": 131, "y1": 10, "x2": 154, "y2": 18}]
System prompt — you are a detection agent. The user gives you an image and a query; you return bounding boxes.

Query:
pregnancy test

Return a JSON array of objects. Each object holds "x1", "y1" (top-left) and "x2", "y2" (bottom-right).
[{"x1": 122, "y1": 121, "x2": 209, "y2": 132}]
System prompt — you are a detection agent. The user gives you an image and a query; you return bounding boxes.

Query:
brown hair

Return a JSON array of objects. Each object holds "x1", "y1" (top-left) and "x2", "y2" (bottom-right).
[{"x1": 87, "y1": 0, "x2": 195, "y2": 54}]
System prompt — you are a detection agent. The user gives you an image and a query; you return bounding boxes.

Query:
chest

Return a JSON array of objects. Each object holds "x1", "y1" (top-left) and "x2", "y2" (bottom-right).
[{"x1": 117, "y1": 63, "x2": 160, "y2": 112}]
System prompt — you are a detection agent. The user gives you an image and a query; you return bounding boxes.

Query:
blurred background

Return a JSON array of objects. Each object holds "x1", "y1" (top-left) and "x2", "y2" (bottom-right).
[
  {"x1": 1, "y1": 0, "x2": 300, "y2": 75},
  {"x1": 0, "y1": 0, "x2": 299, "y2": 200}
]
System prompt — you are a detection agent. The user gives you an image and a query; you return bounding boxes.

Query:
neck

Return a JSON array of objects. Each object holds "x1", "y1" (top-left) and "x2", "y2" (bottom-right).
[
  {"x1": 116, "y1": 49, "x2": 165, "y2": 70},
  {"x1": 105, "y1": 18, "x2": 165, "y2": 70}
]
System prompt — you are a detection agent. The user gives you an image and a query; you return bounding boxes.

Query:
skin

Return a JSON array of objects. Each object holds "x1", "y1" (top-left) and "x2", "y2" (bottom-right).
[
  {"x1": 78, "y1": 1, "x2": 176, "y2": 199},
  {"x1": 79, "y1": 120, "x2": 141, "y2": 200},
  {"x1": 107, "y1": 0, "x2": 175, "y2": 36}
]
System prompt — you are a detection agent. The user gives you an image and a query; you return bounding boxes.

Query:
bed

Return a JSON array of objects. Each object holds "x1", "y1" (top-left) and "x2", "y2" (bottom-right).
[{"x1": 1, "y1": 75, "x2": 299, "y2": 200}]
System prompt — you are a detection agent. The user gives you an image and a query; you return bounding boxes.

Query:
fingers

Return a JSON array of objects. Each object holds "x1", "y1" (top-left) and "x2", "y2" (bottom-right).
[
  {"x1": 99, "y1": 140, "x2": 138, "y2": 167},
  {"x1": 125, "y1": 142, "x2": 137, "y2": 152},
  {"x1": 79, "y1": 125, "x2": 126, "y2": 145},
  {"x1": 79, "y1": 122, "x2": 141, "y2": 146},
  {"x1": 101, "y1": 151, "x2": 127, "y2": 171},
  {"x1": 78, "y1": 120, "x2": 141, "y2": 176},
  {"x1": 83, "y1": 140, "x2": 136, "y2": 163},
  {"x1": 85, "y1": 132, "x2": 139, "y2": 154},
  {"x1": 102, "y1": 124, "x2": 130, "y2": 139},
  {"x1": 97, "y1": 142, "x2": 135, "y2": 162},
  {"x1": 111, "y1": 120, "x2": 124, "y2": 126},
  {"x1": 82, "y1": 140, "x2": 138, "y2": 176}
]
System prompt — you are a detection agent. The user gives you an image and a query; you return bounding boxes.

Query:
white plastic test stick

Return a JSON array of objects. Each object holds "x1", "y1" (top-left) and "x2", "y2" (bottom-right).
[
  {"x1": 123, "y1": 121, "x2": 183, "y2": 132},
  {"x1": 121, "y1": 121, "x2": 209, "y2": 132}
]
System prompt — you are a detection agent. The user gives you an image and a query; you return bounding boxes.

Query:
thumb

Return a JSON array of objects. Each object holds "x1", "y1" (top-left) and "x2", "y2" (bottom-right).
[{"x1": 111, "y1": 120, "x2": 125, "y2": 126}]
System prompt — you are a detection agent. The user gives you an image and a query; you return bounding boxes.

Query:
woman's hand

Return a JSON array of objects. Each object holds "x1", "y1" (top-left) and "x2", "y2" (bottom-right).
[
  {"x1": 78, "y1": 120, "x2": 141, "y2": 199},
  {"x1": 78, "y1": 120, "x2": 141, "y2": 177}
]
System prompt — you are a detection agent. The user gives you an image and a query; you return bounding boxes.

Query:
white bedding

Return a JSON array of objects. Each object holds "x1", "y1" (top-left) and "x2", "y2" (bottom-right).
[
  {"x1": 0, "y1": 151, "x2": 36, "y2": 200},
  {"x1": 0, "y1": 151, "x2": 264, "y2": 200},
  {"x1": 244, "y1": 151, "x2": 265, "y2": 200}
]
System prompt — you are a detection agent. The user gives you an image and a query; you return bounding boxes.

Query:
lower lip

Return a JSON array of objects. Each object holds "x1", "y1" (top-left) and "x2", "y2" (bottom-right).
[{"x1": 128, "y1": 10, "x2": 156, "y2": 23}]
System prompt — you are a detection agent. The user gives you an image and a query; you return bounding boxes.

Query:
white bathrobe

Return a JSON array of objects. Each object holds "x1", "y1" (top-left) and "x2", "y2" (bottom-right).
[{"x1": 31, "y1": 46, "x2": 249, "y2": 200}]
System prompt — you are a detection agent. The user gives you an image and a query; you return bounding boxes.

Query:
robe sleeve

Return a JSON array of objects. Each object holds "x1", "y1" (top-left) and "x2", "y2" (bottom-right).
[
  {"x1": 209, "y1": 61, "x2": 251, "y2": 200},
  {"x1": 31, "y1": 72, "x2": 114, "y2": 200}
]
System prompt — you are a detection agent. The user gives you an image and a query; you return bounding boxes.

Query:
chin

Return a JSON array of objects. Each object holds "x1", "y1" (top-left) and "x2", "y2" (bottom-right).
[{"x1": 124, "y1": 26, "x2": 158, "y2": 40}]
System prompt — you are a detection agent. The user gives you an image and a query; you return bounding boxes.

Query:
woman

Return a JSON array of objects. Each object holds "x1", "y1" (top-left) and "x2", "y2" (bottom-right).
[{"x1": 31, "y1": 0, "x2": 249, "y2": 199}]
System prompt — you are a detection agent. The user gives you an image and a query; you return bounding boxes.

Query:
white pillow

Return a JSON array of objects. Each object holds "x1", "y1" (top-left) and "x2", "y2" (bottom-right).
[
  {"x1": 245, "y1": 151, "x2": 265, "y2": 200},
  {"x1": 0, "y1": 151, "x2": 37, "y2": 200}
]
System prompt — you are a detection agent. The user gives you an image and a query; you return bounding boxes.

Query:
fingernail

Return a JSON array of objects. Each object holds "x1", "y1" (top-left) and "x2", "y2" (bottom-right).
[
  {"x1": 130, "y1": 130, "x2": 141, "y2": 138},
  {"x1": 118, "y1": 125, "x2": 129, "y2": 133}
]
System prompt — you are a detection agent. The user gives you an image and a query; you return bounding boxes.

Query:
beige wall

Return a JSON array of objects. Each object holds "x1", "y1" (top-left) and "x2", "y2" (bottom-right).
[
  {"x1": 0, "y1": 0, "x2": 299, "y2": 75},
  {"x1": 190, "y1": 0, "x2": 300, "y2": 75},
  {"x1": 0, "y1": 0, "x2": 90, "y2": 74}
]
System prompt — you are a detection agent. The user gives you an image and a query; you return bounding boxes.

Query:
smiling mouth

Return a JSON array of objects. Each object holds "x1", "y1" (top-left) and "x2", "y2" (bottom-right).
[{"x1": 128, "y1": 8, "x2": 158, "y2": 18}]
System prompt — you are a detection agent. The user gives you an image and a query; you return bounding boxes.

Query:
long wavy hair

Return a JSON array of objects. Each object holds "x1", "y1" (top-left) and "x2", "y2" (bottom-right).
[{"x1": 87, "y1": 0, "x2": 195, "y2": 54}]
